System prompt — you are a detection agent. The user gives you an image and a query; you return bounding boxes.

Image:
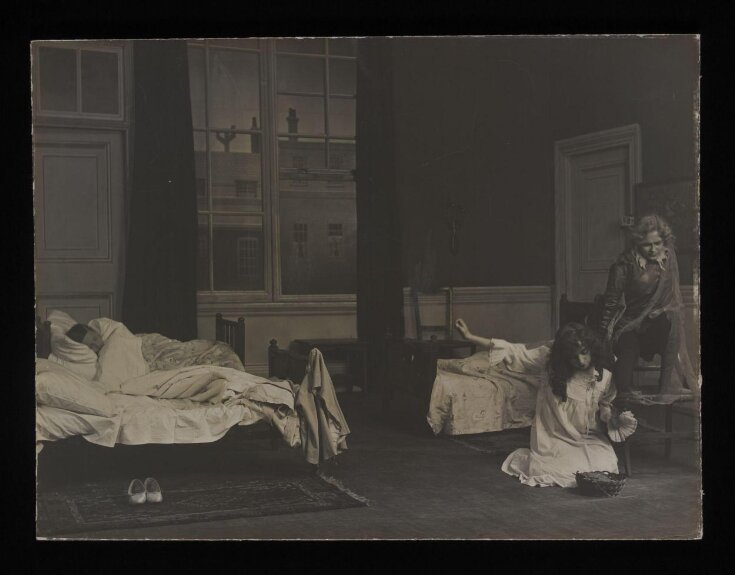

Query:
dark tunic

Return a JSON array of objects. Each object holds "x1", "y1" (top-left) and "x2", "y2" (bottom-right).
[{"x1": 600, "y1": 248, "x2": 675, "y2": 341}]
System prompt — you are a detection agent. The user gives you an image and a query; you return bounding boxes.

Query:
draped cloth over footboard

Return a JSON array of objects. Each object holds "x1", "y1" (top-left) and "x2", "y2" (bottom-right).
[{"x1": 296, "y1": 349, "x2": 351, "y2": 465}]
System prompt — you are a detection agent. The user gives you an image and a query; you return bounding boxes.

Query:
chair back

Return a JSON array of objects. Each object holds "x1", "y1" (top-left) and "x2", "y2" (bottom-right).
[{"x1": 558, "y1": 293, "x2": 603, "y2": 331}]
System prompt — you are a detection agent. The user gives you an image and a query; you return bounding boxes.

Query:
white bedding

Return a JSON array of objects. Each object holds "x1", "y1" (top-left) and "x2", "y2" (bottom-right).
[
  {"x1": 37, "y1": 391, "x2": 301, "y2": 449},
  {"x1": 36, "y1": 313, "x2": 301, "y2": 450},
  {"x1": 426, "y1": 339, "x2": 549, "y2": 436},
  {"x1": 37, "y1": 313, "x2": 348, "y2": 465}
]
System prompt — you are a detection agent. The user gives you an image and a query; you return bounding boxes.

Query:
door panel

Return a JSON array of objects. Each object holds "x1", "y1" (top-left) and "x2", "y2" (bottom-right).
[
  {"x1": 568, "y1": 146, "x2": 629, "y2": 302},
  {"x1": 34, "y1": 128, "x2": 125, "y2": 322}
]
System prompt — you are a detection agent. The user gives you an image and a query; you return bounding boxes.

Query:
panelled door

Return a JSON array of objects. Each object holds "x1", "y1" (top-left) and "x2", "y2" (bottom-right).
[
  {"x1": 34, "y1": 127, "x2": 126, "y2": 324},
  {"x1": 554, "y1": 124, "x2": 641, "y2": 324}
]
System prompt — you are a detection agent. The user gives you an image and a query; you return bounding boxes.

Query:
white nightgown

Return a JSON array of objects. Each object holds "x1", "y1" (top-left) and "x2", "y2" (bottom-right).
[{"x1": 499, "y1": 341, "x2": 618, "y2": 488}]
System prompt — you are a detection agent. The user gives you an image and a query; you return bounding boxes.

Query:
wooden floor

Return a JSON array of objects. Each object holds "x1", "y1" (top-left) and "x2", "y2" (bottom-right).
[{"x1": 37, "y1": 391, "x2": 702, "y2": 540}]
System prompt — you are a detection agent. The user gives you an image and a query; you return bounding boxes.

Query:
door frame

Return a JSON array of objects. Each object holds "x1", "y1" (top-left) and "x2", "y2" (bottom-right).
[{"x1": 553, "y1": 123, "x2": 642, "y2": 331}]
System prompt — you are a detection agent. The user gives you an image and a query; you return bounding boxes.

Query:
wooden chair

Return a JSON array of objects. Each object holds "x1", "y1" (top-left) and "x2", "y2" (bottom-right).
[
  {"x1": 411, "y1": 286, "x2": 453, "y2": 341},
  {"x1": 558, "y1": 293, "x2": 603, "y2": 331},
  {"x1": 215, "y1": 313, "x2": 245, "y2": 365}
]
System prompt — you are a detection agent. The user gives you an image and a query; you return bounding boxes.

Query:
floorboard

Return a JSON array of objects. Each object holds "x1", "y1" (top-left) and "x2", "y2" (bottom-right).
[{"x1": 36, "y1": 391, "x2": 702, "y2": 540}]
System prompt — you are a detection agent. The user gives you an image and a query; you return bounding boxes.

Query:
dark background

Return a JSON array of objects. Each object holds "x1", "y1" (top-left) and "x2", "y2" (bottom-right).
[{"x1": 387, "y1": 36, "x2": 698, "y2": 288}]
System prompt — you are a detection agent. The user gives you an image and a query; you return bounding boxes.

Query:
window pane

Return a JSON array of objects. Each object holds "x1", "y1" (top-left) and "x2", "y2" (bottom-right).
[
  {"x1": 277, "y1": 55, "x2": 325, "y2": 94},
  {"x1": 188, "y1": 46, "x2": 206, "y2": 129},
  {"x1": 279, "y1": 191, "x2": 357, "y2": 294},
  {"x1": 328, "y1": 98, "x2": 355, "y2": 137},
  {"x1": 210, "y1": 133, "x2": 263, "y2": 212},
  {"x1": 277, "y1": 95, "x2": 324, "y2": 135},
  {"x1": 208, "y1": 49, "x2": 260, "y2": 130},
  {"x1": 212, "y1": 214, "x2": 264, "y2": 291},
  {"x1": 38, "y1": 47, "x2": 77, "y2": 112},
  {"x1": 198, "y1": 215, "x2": 210, "y2": 290},
  {"x1": 279, "y1": 137, "x2": 326, "y2": 170},
  {"x1": 328, "y1": 59, "x2": 355, "y2": 95},
  {"x1": 194, "y1": 132, "x2": 209, "y2": 211},
  {"x1": 276, "y1": 38, "x2": 325, "y2": 54},
  {"x1": 80, "y1": 50, "x2": 119, "y2": 115},
  {"x1": 328, "y1": 38, "x2": 357, "y2": 57},
  {"x1": 329, "y1": 140, "x2": 356, "y2": 171}
]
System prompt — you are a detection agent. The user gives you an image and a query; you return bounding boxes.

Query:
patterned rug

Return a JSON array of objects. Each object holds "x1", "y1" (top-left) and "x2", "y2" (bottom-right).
[
  {"x1": 37, "y1": 471, "x2": 368, "y2": 537},
  {"x1": 446, "y1": 427, "x2": 531, "y2": 456}
]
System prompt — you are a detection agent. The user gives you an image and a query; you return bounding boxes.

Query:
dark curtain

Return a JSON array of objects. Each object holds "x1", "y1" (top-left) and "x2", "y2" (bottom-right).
[
  {"x1": 356, "y1": 39, "x2": 405, "y2": 390},
  {"x1": 122, "y1": 41, "x2": 198, "y2": 341}
]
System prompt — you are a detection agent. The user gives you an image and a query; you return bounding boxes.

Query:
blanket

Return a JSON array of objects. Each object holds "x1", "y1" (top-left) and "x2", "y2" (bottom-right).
[
  {"x1": 427, "y1": 341, "x2": 548, "y2": 436},
  {"x1": 139, "y1": 333, "x2": 244, "y2": 372},
  {"x1": 120, "y1": 365, "x2": 295, "y2": 409}
]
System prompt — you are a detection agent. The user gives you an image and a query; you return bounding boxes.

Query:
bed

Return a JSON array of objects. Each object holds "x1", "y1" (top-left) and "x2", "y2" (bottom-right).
[
  {"x1": 35, "y1": 311, "x2": 349, "y2": 467},
  {"x1": 426, "y1": 339, "x2": 551, "y2": 436}
]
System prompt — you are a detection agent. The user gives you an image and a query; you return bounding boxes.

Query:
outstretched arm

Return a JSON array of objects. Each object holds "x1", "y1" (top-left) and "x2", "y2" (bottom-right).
[{"x1": 454, "y1": 319, "x2": 494, "y2": 349}]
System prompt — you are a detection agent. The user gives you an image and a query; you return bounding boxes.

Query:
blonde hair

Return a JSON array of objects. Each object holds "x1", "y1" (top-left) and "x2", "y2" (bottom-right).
[{"x1": 630, "y1": 214, "x2": 675, "y2": 246}]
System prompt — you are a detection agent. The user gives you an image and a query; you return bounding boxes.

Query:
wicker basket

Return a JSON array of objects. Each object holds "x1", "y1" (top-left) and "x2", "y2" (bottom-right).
[{"x1": 575, "y1": 471, "x2": 626, "y2": 497}]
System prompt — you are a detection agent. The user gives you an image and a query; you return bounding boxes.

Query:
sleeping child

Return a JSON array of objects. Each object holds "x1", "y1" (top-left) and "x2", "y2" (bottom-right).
[
  {"x1": 455, "y1": 319, "x2": 626, "y2": 488},
  {"x1": 66, "y1": 324, "x2": 105, "y2": 354}
]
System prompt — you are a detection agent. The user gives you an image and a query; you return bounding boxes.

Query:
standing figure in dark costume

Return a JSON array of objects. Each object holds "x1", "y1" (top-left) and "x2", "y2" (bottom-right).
[{"x1": 599, "y1": 214, "x2": 696, "y2": 397}]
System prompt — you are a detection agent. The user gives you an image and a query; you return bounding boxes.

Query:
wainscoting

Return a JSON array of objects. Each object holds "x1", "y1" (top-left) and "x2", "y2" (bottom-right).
[
  {"x1": 197, "y1": 286, "x2": 555, "y2": 377},
  {"x1": 198, "y1": 284, "x2": 698, "y2": 380},
  {"x1": 197, "y1": 301, "x2": 358, "y2": 377},
  {"x1": 403, "y1": 286, "x2": 554, "y2": 344}
]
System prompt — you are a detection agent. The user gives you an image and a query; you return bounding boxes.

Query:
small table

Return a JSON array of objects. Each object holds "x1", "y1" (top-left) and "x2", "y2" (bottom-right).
[
  {"x1": 384, "y1": 338, "x2": 477, "y2": 408},
  {"x1": 292, "y1": 338, "x2": 369, "y2": 393}
]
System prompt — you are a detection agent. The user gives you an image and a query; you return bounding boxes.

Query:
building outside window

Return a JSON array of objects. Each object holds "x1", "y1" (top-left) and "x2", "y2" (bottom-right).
[
  {"x1": 189, "y1": 38, "x2": 357, "y2": 299},
  {"x1": 293, "y1": 223, "x2": 308, "y2": 258},
  {"x1": 235, "y1": 179, "x2": 258, "y2": 197},
  {"x1": 237, "y1": 236, "x2": 259, "y2": 281},
  {"x1": 328, "y1": 223, "x2": 343, "y2": 257}
]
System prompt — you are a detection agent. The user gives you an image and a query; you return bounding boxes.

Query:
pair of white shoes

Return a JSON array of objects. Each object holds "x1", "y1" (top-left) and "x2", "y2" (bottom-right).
[{"x1": 127, "y1": 477, "x2": 163, "y2": 505}]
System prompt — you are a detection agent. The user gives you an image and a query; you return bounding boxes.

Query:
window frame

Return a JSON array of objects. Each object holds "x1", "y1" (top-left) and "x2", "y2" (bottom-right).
[
  {"x1": 32, "y1": 41, "x2": 126, "y2": 124},
  {"x1": 194, "y1": 38, "x2": 357, "y2": 307}
]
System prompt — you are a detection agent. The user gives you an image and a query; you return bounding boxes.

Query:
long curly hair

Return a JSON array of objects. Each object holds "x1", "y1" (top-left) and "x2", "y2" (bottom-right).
[
  {"x1": 548, "y1": 322, "x2": 604, "y2": 402},
  {"x1": 629, "y1": 213, "x2": 676, "y2": 247}
]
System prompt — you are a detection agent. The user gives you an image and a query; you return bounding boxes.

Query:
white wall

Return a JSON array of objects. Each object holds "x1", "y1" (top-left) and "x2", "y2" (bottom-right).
[
  {"x1": 197, "y1": 286, "x2": 554, "y2": 376},
  {"x1": 197, "y1": 302, "x2": 357, "y2": 376},
  {"x1": 403, "y1": 286, "x2": 553, "y2": 345}
]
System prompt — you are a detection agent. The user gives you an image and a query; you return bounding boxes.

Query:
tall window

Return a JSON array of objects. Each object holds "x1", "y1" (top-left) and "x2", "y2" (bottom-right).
[{"x1": 190, "y1": 38, "x2": 357, "y2": 299}]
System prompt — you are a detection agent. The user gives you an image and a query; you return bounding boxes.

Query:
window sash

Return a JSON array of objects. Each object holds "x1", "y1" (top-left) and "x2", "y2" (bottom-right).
[{"x1": 194, "y1": 38, "x2": 357, "y2": 302}]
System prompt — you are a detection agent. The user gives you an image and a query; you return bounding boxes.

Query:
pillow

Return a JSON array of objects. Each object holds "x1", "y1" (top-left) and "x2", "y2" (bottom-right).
[
  {"x1": 95, "y1": 331, "x2": 148, "y2": 392},
  {"x1": 46, "y1": 309, "x2": 78, "y2": 333},
  {"x1": 36, "y1": 358, "x2": 114, "y2": 417},
  {"x1": 48, "y1": 322, "x2": 98, "y2": 380}
]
